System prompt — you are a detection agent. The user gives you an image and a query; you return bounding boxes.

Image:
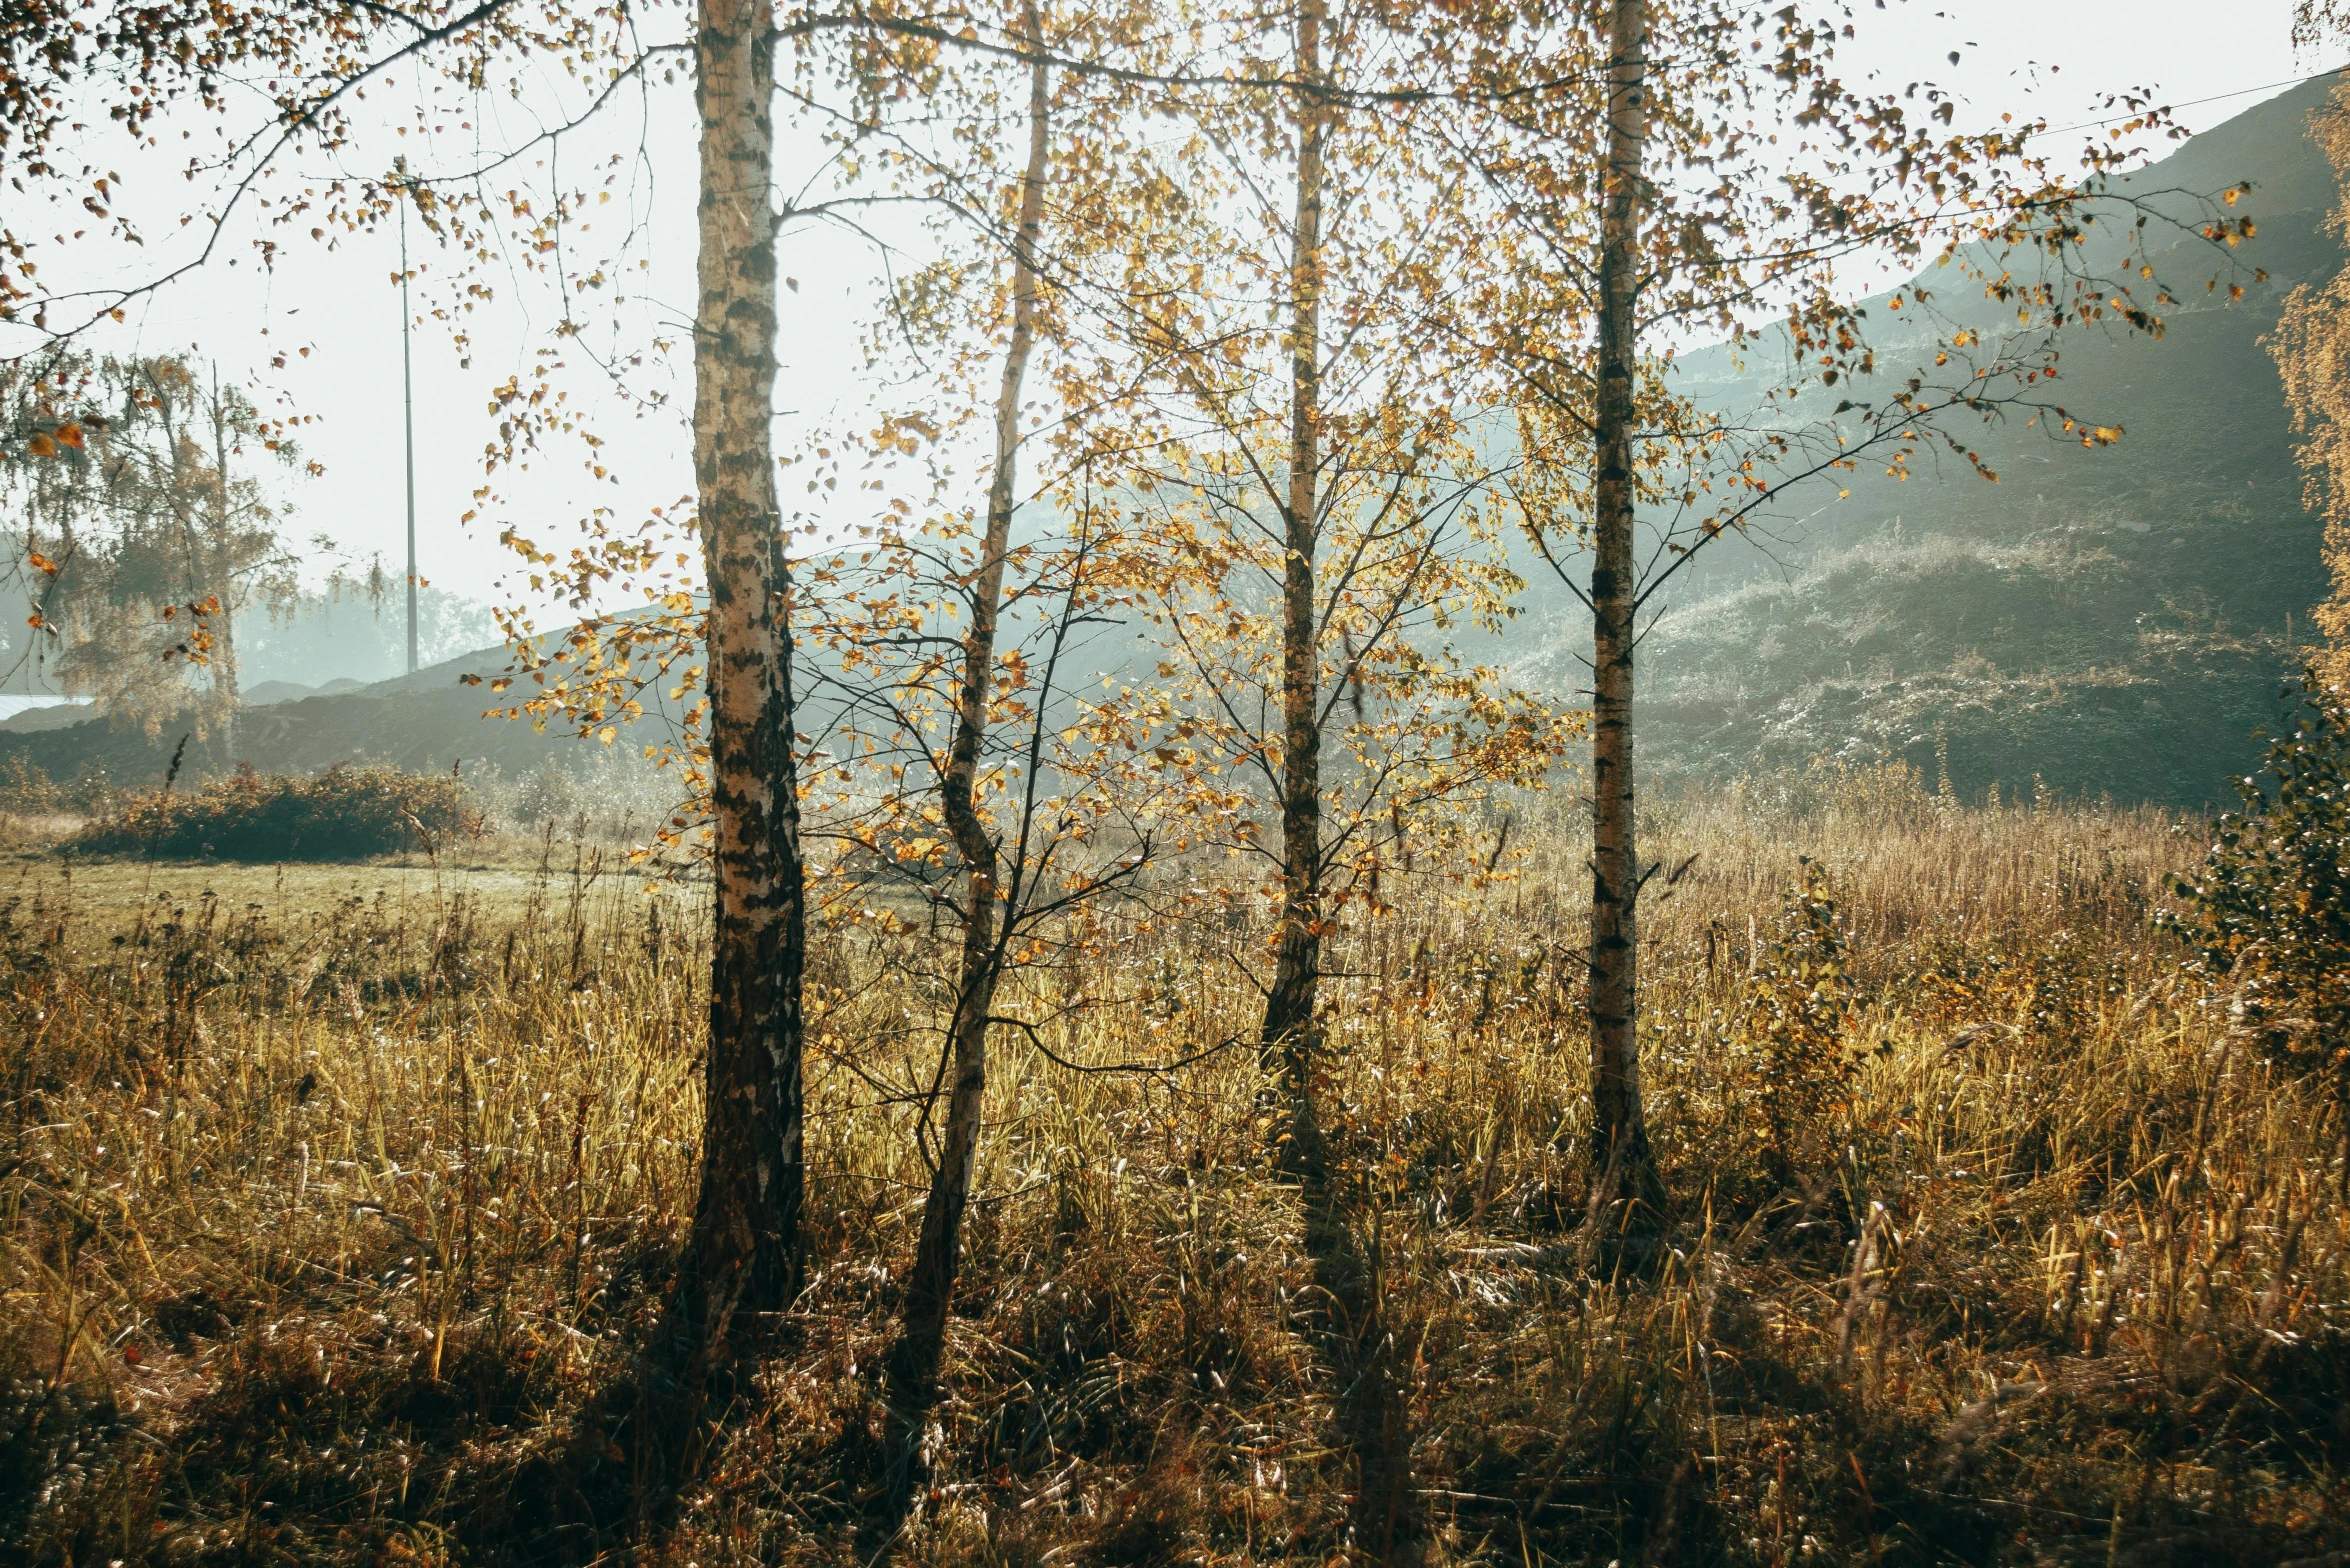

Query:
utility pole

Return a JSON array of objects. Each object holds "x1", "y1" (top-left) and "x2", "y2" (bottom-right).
[{"x1": 399, "y1": 186, "x2": 419, "y2": 676}]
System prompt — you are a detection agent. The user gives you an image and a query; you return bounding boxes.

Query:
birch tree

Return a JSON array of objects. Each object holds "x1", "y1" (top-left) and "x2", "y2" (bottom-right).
[
  {"x1": 1450, "y1": 0, "x2": 2251, "y2": 1248},
  {"x1": 668, "y1": 0, "x2": 814, "y2": 1348},
  {"x1": 809, "y1": 0, "x2": 1095, "y2": 1500},
  {"x1": 1095, "y1": 0, "x2": 1562, "y2": 1179},
  {"x1": 883, "y1": 23, "x2": 1058, "y2": 1481},
  {"x1": 1050, "y1": 13, "x2": 1567, "y2": 1555},
  {"x1": 756, "y1": 0, "x2": 1196, "y2": 1509}
]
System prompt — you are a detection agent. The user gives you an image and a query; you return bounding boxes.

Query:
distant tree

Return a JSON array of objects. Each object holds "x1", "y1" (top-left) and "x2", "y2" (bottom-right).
[
  {"x1": 1, "y1": 353, "x2": 309, "y2": 741},
  {"x1": 240, "y1": 580, "x2": 498, "y2": 688}
]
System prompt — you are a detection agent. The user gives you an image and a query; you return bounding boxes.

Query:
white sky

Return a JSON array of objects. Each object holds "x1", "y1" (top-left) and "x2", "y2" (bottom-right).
[{"x1": 2, "y1": 0, "x2": 2326, "y2": 639}]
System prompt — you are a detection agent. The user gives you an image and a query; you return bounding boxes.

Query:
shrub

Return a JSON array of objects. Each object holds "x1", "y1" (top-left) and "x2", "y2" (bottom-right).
[
  {"x1": 510, "y1": 758, "x2": 584, "y2": 826},
  {"x1": 1739, "y1": 858, "x2": 1860, "y2": 1193},
  {"x1": 69, "y1": 763, "x2": 487, "y2": 862},
  {"x1": 2171, "y1": 671, "x2": 2350, "y2": 1095},
  {"x1": 0, "y1": 756, "x2": 62, "y2": 816},
  {"x1": 1729, "y1": 752, "x2": 1933, "y2": 825}
]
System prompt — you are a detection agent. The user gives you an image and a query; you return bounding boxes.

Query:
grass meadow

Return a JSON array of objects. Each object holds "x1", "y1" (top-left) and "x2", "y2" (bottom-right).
[{"x1": 2, "y1": 771, "x2": 2345, "y2": 1566}]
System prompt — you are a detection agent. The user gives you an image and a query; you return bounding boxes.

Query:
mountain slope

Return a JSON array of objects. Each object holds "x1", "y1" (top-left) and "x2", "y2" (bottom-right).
[
  {"x1": 1526, "y1": 77, "x2": 2344, "y2": 807},
  {"x1": 0, "y1": 640, "x2": 614, "y2": 790}
]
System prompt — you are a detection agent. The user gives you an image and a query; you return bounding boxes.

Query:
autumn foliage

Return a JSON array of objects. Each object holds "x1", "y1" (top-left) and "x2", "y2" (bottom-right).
[{"x1": 2273, "y1": 83, "x2": 2350, "y2": 686}]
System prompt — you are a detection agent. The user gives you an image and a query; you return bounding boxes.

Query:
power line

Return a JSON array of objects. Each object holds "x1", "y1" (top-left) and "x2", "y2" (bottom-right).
[{"x1": 2035, "y1": 63, "x2": 2349, "y2": 140}]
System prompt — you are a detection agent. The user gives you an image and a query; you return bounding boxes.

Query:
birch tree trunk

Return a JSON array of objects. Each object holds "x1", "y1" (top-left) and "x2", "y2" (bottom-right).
[
  {"x1": 680, "y1": 0, "x2": 811, "y2": 1350},
  {"x1": 1259, "y1": 0, "x2": 1328, "y2": 1177},
  {"x1": 1586, "y1": 0, "x2": 1660, "y2": 1252},
  {"x1": 883, "y1": 18, "x2": 1052, "y2": 1508}
]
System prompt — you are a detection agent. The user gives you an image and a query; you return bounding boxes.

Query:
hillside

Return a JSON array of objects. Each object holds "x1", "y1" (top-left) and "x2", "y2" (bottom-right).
[
  {"x1": 1527, "y1": 76, "x2": 2347, "y2": 807},
  {"x1": 0, "y1": 643, "x2": 617, "y2": 790}
]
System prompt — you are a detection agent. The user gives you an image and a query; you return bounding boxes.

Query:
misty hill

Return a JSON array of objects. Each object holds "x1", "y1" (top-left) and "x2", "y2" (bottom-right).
[
  {"x1": 0, "y1": 586, "x2": 497, "y2": 702},
  {"x1": 236, "y1": 589, "x2": 500, "y2": 691},
  {"x1": 0, "y1": 638, "x2": 637, "y2": 791},
  {"x1": 1525, "y1": 76, "x2": 2347, "y2": 808},
  {"x1": 12, "y1": 84, "x2": 2345, "y2": 813}
]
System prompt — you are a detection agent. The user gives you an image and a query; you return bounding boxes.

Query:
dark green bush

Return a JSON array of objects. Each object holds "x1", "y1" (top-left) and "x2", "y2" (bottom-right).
[
  {"x1": 2170, "y1": 671, "x2": 2350, "y2": 1092},
  {"x1": 70, "y1": 763, "x2": 487, "y2": 862}
]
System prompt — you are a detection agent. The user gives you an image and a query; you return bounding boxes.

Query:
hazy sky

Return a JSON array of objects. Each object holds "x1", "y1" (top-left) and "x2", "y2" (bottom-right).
[{"x1": 4, "y1": 0, "x2": 2327, "y2": 647}]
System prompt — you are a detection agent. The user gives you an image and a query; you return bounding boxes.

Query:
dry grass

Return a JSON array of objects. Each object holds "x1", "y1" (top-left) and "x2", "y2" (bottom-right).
[{"x1": 3, "y1": 775, "x2": 2345, "y2": 1566}]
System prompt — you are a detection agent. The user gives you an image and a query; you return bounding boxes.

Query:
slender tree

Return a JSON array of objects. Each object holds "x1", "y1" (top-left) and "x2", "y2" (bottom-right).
[
  {"x1": 1583, "y1": 0, "x2": 1653, "y2": 1224},
  {"x1": 762, "y1": 0, "x2": 1205, "y2": 1510},
  {"x1": 1263, "y1": 0, "x2": 1332, "y2": 1094},
  {"x1": 1447, "y1": 0, "x2": 2249, "y2": 1243},
  {"x1": 877, "y1": 0, "x2": 1058, "y2": 1493},
  {"x1": 1065, "y1": 12, "x2": 1564, "y2": 1556},
  {"x1": 1091, "y1": 0, "x2": 1557, "y2": 1183}
]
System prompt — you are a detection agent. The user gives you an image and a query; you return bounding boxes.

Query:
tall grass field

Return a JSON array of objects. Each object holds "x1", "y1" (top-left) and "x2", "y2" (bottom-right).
[{"x1": 2, "y1": 771, "x2": 2343, "y2": 1565}]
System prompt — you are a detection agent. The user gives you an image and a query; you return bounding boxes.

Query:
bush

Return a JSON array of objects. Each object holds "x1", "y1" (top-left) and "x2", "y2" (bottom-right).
[
  {"x1": 1739, "y1": 858, "x2": 1860, "y2": 1192},
  {"x1": 0, "y1": 756, "x2": 62, "y2": 815},
  {"x1": 2171, "y1": 671, "x2": 2350, "y2": 1092},
  {"x1": 0, "y1": 756, "x2": 124, "y2": 818},
  {"x1": 69, "y1": 763, "x2": 487, "y2": 862}
]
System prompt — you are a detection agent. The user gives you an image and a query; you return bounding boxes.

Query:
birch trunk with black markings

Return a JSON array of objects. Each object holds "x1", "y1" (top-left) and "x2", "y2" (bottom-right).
[
  {"x1": 1584, "y1": 0, "x2": 1662, "y2": 1257},
  {"x1": 679, "y1": 0, "x2": 811, "y2": 1350}
]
